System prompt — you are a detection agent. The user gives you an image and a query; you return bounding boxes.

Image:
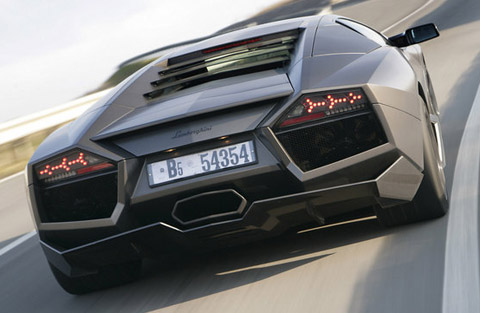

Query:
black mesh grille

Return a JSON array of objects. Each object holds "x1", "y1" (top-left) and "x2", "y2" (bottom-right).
[
  {"x1": 276, "y1": 113, "x2": 387, "y2": 171},
  {"x1": 39, "y1": 172, "x2": 117, "y2": 222}
]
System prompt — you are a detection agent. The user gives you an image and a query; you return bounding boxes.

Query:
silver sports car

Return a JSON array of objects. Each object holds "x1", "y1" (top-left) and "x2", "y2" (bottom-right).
[{"x1": 26, "y1": 14, "x2": 447, "y2": 294}]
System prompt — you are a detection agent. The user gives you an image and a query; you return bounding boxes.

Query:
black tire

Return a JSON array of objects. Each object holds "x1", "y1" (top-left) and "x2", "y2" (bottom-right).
[
  {"x1": 375, "y1": 104, "x2": 448, "y2": 227},
  {"x1": 49, "y1": 260, "x2": 142, "y2": 295}
]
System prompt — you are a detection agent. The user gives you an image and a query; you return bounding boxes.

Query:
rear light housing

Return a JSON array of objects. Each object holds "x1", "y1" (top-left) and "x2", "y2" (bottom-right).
[
  {"x1": 35, "y1": 150, "x2": 115, "y2": 185},
  {"x1": 277, "y1": 89, "x2": 368, "y2": 128}
]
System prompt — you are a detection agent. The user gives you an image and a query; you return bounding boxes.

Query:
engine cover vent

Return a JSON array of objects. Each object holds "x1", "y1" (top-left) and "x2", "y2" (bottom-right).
[{"x1": 144, "y1": 29, "x2": 299, "y2": 100}]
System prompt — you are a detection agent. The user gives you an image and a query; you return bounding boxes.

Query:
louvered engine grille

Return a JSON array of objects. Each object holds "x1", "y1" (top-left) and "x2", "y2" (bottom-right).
[
  {"x1": 276, "y1": 112, "x2": 387, "y2": 171},
  {"x1": 144, "y1": 29, "x2": 299, "y2": 100}
]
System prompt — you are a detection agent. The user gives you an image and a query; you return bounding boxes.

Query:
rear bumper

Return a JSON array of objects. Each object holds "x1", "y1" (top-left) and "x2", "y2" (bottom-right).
[
  {"x1": 42, "y1": 154, "x2": 422, "y2": 277},
  {"x1": 30, "y1": 96, "x2": 426, "y2": 277}
]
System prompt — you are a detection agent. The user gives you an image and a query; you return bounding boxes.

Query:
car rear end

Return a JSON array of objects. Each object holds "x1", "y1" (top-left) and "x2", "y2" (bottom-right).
[{"x1": 26, "y1": 15, "x2": 426, "y2": 281}]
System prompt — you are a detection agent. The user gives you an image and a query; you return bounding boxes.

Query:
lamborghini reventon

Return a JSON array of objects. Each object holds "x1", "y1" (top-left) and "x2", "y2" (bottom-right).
[{"x1": 26, "y1": 15, "x2": 448, "y2": 294}]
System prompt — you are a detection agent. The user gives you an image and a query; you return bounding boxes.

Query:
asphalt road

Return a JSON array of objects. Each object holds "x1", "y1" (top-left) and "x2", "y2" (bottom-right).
[{"x1": 1, "y1": 0, "x2": 480, "y2": 312}]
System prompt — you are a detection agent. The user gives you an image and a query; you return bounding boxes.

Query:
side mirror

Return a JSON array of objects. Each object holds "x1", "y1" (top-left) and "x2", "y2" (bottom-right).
[{"x1": 389, "y1": 23, "x2": 439, "y2": 47}]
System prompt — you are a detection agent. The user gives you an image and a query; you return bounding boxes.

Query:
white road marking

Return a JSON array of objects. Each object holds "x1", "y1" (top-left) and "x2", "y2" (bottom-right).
[
  {"x1": 0, "y1": 171, "x2": 24, "y2": 185},
  {"x1": 442, "y1": 82, "x2": 480, "y2": 313},
  {"x1": 381, "y1": 0, "x2": 435, "y2": 33},
  {"x1": 0, "y1": 231, "x2": 36, "y2": 257}
]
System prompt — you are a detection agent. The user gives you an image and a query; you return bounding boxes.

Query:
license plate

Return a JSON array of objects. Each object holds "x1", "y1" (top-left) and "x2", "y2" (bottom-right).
[{"x1": 147, "y1": 141, "x2": 256, "y2": 186}]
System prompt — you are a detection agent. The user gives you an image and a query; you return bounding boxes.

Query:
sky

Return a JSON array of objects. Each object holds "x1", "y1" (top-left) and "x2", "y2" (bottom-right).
[{"x1": 0, "y1": 0, "x2": 282, "y2": 123}]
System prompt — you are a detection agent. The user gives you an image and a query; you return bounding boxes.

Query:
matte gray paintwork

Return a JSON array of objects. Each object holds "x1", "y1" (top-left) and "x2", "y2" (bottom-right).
[
  {"x1": 113, "y1": 102, "x2": 277, "y2": 156},
  {"x1": 26, "y1": 14, "x2": 442, "y2": 238},
  {"x1": 376, "y1": 156, "x2": 423, "y2": 200},
  {"x1": 313, "y1": 24, "x2": 380, "y2": 55},
  {"x1": 374, "y1": 103, "x2": 423, "y2": 169},
  {"x1": 93, "y1": 70, "x2": 293, "y2": 140}
]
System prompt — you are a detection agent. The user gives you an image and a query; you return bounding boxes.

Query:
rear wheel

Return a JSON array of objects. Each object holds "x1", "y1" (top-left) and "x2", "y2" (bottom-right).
[
  {"x1": 49, "y1": 260, "x2": 142, "y2": 295},
  {"x1": 375, "y1": 103, "x2": 448, "y2": 227}
]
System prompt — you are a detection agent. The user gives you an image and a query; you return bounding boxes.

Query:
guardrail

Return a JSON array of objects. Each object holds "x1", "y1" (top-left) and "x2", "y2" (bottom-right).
[{"x1": 0, "y1": 89, "x2": 112, "y2": 179}]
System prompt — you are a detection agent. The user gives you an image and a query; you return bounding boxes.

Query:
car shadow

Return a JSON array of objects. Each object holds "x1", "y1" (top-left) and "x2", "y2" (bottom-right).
[
  {"x1": 69, "y1": 217, "x2": 394, "y2": 312},
  {"x1": 344, "y1": 216, "x2": 448, "y2": 313}
]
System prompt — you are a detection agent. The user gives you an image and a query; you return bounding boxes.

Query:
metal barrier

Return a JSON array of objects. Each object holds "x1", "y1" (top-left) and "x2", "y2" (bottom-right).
[{"x1": 0, "y1": 89, "x2": 112, "y2": 179}]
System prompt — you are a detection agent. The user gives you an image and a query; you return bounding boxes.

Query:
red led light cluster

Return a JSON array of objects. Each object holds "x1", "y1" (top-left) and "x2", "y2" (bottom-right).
[
  {"x1": 35, "y1": 150, "x2": 115, "y2": 184},
  {"x1": 303, "y1": 92, "x2": 363, "y2": 113},
  {"x1": 38, "y1": 152, "x2": 87, "y2": 176},
  {"x1": 278, "y1": 89, "x2": 368, "y2": 128}
]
